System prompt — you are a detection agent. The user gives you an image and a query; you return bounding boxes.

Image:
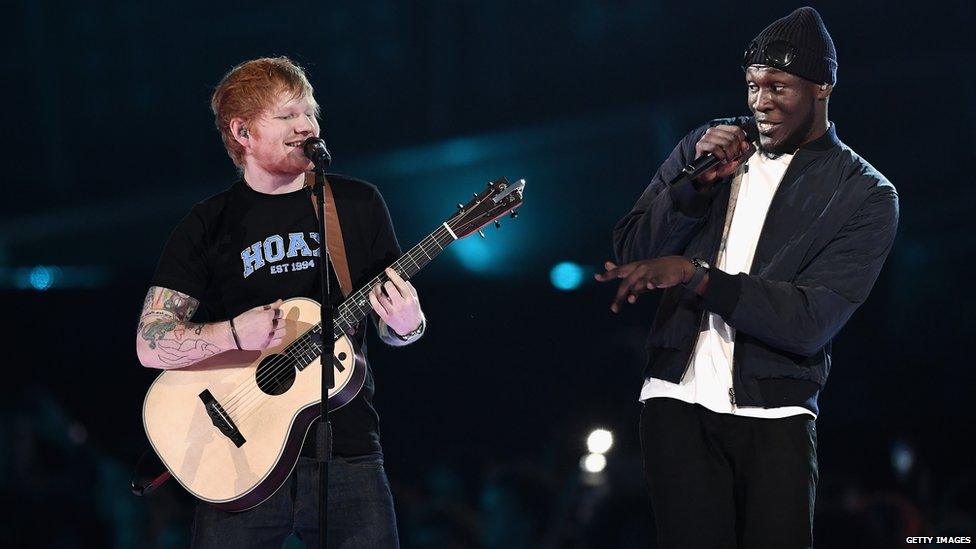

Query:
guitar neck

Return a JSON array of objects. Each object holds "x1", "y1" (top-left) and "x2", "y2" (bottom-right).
[
  {"x1": 278, "y1": 176, "x2": 523, "y2": 367},
  {"x1": 325, "y1": 223, "x2": 458, "y2": 340}
]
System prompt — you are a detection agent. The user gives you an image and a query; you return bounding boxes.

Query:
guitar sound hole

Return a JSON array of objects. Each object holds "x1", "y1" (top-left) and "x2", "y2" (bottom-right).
[{"x1": 255, "y1": 354, "x2": 297, "y2": 396}]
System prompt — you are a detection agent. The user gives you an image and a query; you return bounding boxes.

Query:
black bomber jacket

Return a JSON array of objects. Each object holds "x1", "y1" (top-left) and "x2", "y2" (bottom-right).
[{"x1": 614, "y1": 118, "x2": 899, "y2": 414}]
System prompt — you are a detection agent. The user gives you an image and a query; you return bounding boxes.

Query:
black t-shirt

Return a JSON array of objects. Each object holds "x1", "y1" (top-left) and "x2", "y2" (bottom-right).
[{"x1": 151, "y1": 174, "x2": 401, "y2": 456}]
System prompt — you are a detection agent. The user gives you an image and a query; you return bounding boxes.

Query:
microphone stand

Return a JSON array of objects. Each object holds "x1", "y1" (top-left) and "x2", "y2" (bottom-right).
[{"x1": 310, "y1": 159, "x2": 335, "y2": 549}]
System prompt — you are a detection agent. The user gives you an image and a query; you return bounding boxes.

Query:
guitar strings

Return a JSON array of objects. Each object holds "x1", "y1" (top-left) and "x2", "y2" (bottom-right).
[
  {"x1": 219, "y1": 303, "x2": 354, "y2": 414},
  {"x1": 220, "y1": 225, "x2": 451, "y2": 415},
  {"x1": 222, "y1": 226, "x2": 450, "y2": 417},
  {"x1": 225, "y1": 237, "x2": 438, "y2": 420},
  {"x1": 229, "y1": 229, "x2": 452, "y2": 422},
  {"x1": 231, "y1": 228, "x2": 449, "y2": 420},
  {"x1": 222, "y1": 226, "x2": 455, "y2": 422},
  {"x1": 224, "y1": 185, "x2": 513, "y2": 420}
]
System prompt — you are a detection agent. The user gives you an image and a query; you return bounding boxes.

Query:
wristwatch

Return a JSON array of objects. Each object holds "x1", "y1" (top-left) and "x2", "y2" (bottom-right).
[{"x1": 684, "y1": 257, "x2": 710, "y2": 290}]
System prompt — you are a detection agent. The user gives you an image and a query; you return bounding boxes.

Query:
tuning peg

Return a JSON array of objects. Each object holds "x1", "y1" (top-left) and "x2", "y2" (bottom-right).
[
  {"x1": 457, "y1": 203, "x2": 464, "y2": 210},
  {"x1": 494, "y1": 220, "x2": 501, "y2": 229},
  {"x1": 473, "y1": 192, "x2": 478, "y2": 198},
  {"x1": 478, "y1": 230, "x2": 486, "y2": 239},
  {"x1": 510, "y1": 210, "x2": 519, "y2": 219}
]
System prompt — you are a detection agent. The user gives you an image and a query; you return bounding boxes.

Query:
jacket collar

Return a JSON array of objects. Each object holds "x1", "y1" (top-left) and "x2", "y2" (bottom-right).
[{"x1": 798, "y1": 121, "x2": 841, "y2": 152}]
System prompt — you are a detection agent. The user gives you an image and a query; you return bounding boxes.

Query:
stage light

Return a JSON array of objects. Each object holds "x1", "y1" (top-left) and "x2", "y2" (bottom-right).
[
  {"x1": 28, "y1": 265, "x2": 59, "y2": 291},
  {"x1": 452, "y1": 238, "x2": 493, "y2": 272},
  {"x1": 440, "y1": 139, "x2": 482, "y2": 166},
  {"x1": 550, "y1": 261, "x2": 584, "y2": 291},
  {"x1": 891, "y1": 440, "x2": 915, "y2": 478},
  {"x1": 587, "y1": 428, "x2": 613, "y2": 454},
  {"x1": 580, "y1": 453, "x2": 607, "y2": 473},
  {"x1": 2, "y1": 265, "x2": 108, "y2": 290}
]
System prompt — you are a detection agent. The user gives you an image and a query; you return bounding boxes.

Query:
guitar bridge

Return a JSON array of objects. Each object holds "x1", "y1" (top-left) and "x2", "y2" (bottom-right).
[{"x1": 199, "y1": 389, "x2": 246, "y2": 447}]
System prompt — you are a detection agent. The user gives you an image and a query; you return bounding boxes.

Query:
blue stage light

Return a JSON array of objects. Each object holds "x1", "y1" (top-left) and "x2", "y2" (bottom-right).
[
  {"x1": 441, "y1": 139, "x2": 481, "y2": 166},
  {"x1": 28, "y1": 265, "x2": 58, "y2": 290},
  {"x1": 550, "y1": 262, "x2": 585, "y2": 290},
  {"x1": 3, "y1": 265, "x2": 107, "y2": 290},
  {"x1": 452, "y1": 238, "x2": 492, "y2": 272}
]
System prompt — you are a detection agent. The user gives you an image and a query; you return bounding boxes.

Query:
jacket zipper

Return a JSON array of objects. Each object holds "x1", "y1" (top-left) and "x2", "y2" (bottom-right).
[
  {"x1": 682, "y1": 291, "x2": 739, "y2": 414},
  {"x1": 725, "y1": 155, "x2": 801, "y2": 414},
  {"x1": 681, "y1": 309, "x2": 706, "y2": 377},
  {"x1": 683, "y1": 170, "x2": 742, "y2": 413}
]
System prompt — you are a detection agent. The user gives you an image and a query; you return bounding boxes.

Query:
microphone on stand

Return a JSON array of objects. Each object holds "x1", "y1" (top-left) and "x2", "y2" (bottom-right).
[
  {"x1": 303, "y1": 137, "x2": 332, "y2": 170},
  {"x1": 302, "y1": 132, "x2": 335, "y2": 549}
]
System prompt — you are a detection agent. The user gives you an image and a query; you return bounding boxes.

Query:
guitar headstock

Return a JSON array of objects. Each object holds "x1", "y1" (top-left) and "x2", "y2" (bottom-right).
[{"x1": 446, "y1": 177, "x2": 525, "y2": 239}]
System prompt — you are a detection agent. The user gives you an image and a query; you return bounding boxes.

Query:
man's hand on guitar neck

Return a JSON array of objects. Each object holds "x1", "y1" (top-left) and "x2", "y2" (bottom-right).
[{"x1": 370, "y1": 267, "x2": 425, "y2": 343}]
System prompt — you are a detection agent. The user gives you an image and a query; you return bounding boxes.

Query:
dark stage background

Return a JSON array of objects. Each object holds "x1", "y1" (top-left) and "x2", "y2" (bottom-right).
[{"x1": 3, "y1": 1, "x2": 974, "y2": 547}]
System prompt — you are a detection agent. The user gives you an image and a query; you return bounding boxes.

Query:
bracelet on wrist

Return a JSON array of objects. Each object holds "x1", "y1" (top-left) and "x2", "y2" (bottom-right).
[
  {"x1": 393, "y1": 317, "x2": 425, "y2": 341},
  {"x1": 229, "y1": 318, "x2": 243, "y2": 350}
]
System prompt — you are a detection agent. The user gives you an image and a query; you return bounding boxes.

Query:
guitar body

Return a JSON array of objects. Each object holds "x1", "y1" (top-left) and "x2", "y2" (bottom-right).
[{"x1": 142, "y1": 297, "x2": 365, "y2": 511}]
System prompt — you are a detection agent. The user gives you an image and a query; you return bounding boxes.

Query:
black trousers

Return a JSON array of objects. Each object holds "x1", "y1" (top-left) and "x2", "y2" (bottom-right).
[{"x1": 640, "y1": 398, "x2": 818, "y2": 549}]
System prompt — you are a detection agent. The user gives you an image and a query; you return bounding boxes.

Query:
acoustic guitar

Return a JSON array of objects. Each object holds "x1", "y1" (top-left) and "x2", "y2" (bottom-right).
[{"x1": 142, "y1": 177, "x2": 525, "y2": 511}]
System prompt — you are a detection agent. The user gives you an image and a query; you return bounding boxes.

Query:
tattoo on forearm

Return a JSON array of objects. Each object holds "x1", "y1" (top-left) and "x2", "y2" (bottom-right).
[
  {"x1": 142, "y1": 320, "x2": 178, "y2": 349},
  {"x1": 156, "y1": 338, "x2": 221, "y2": 366},
  {"x1": 151, "y1": 287, "x2": 199, "y2": 319},
  {"x1": 139, "y1": 287, "x2": 216, "y2": 365}
]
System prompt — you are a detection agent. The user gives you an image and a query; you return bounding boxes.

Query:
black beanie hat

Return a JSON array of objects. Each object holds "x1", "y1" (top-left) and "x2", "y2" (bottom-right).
[{"x1": 742, "y1": 6, "x2": 837, "y2": 85}]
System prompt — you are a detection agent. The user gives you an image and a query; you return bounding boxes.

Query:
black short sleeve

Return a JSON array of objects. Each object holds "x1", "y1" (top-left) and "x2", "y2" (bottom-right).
[
  {"x1": 367, "y1": 186, "x2": 402, "y2": 274},
  {"x1": 150, "y1": 206, "x2": 210, "y2": 300}
]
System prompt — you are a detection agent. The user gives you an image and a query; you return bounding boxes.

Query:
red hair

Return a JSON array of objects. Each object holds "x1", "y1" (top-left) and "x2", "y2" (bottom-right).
[{"x1": 210, "y1": 57, "x2": 318, "y2": 167}]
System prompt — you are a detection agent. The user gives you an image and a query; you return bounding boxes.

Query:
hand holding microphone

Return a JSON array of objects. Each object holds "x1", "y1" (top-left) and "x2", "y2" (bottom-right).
[
  {"x1": 669, "y1": 119, "x2": 759, "y2": 190},
  {"x1": 693, "y1": 125, "x2": 756, "y2": 186}
]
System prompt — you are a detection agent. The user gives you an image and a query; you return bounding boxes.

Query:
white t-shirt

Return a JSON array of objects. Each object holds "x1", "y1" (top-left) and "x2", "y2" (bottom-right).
[{"x1": 640, "y1": 151, "x2": 816, "y2": 419}]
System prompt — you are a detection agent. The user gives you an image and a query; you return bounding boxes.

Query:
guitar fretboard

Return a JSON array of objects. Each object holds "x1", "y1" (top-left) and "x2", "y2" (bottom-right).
[
  {"x1": 331, "y1": 224, "x2": 458, "y2": 337},
  {"x1": 283, "y1": 222, "x2": 459, "y2": 368}
]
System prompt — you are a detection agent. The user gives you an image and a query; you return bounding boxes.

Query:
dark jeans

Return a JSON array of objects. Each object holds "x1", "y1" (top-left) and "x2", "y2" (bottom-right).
[
  {"x1": 191, "y1": 454, "x2": 399, "y2": 549},
  {"x1": 640, "y1": 398, "x2": 818, "y2": 549}
]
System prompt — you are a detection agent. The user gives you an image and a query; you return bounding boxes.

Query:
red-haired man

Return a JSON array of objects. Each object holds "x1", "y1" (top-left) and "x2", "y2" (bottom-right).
[{"x1": 137, "y1": 56, "x2": 422, "y2": 548}]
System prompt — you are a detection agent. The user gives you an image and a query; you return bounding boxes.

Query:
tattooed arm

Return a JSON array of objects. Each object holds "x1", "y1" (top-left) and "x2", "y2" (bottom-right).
[{"x1": 135, "y1": 286, "x2": 235, "y2": 369}]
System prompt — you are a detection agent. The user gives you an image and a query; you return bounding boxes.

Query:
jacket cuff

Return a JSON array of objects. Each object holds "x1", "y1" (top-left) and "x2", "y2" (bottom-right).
[
  {"x1": 702, "y1": 269, "x2": 741, "y2": 319},
  {"x1": 377, "y1": 313, "x2": 426, "y2": 347},
  {"x1": 668, "y1": 178, "x2": 718, "y2": 218}
]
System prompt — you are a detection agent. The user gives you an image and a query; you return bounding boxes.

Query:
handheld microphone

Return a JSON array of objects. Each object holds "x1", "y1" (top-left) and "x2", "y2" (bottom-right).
[
  {"x1": 670, "y1": 118, "x2": 758, "y2": 185},
  {"x1": 302, "y1": 137, "x2": 332, "y2": 169}
]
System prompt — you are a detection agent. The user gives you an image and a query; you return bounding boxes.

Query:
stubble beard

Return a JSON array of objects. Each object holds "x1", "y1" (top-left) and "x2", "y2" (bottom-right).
[{"x1": 758, "y1": 105, "x2": 815, "y2": 158}]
